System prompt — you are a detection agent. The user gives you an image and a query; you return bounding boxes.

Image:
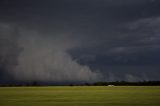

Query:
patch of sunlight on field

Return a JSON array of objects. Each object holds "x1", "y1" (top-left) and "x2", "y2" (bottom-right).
[{"x1": 0, "y1": 86, "x2": 160, "y2": 106}]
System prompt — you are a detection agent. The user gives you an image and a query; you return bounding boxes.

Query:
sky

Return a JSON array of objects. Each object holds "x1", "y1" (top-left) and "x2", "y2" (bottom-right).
[{"x1": 0, "y1": 0, "x2": 160, "y2": 84}]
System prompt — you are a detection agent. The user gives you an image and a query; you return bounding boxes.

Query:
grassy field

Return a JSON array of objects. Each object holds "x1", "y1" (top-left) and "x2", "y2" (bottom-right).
[{"x1": 0, "y1": 86, "x2": 160, "y2": 106}]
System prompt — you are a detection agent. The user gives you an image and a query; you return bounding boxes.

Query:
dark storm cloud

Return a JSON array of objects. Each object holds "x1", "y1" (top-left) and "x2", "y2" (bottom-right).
[
  {"x1": 1, "y1": 0, "x2": 160, "y2": 28},
  {"x1": 69, "y1": 16, "x2": 160, "y2": 81},
  {"x1": 0, "y1": 0, "x2": 160, "y2": 83}
]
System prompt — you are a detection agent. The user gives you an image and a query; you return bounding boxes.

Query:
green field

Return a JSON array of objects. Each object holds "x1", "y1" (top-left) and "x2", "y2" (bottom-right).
[{"x1": 0, "y1": 86, "x2": 160, "y2": 106}]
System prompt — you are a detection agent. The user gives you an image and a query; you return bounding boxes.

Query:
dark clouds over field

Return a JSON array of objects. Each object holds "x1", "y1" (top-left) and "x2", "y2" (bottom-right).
[{"x1": 0, "y1": 0, "x2": 160, "y2": 84}]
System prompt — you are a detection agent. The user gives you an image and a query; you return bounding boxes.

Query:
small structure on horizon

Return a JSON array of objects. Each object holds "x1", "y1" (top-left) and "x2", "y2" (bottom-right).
[{"x1": 108, "y1": 85, "x2": 115, "y2": 86}]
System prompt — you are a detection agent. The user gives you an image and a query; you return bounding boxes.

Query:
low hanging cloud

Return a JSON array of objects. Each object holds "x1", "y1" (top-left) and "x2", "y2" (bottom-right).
[{"x1": 0, "y1": 23, "x2": 101, "y2": 84}]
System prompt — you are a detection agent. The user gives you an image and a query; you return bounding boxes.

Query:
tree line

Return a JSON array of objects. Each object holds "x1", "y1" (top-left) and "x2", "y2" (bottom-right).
[
  {"x1": 0, "y1": 81, "x2": 160, "y2": 87},
  {"x1": 93, "y1": 81, "x2": 160, "y2": 86}
]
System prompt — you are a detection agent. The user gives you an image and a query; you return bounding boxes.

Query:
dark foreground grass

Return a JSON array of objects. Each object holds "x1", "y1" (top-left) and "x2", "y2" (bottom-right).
[{"x1": 0, "y1": 86, "x2": 160, "y2": 106}]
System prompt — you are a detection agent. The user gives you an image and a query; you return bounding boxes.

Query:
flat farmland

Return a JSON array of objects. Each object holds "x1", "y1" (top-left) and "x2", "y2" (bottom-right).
[{"x1": 0, "y1": 86, "x2": 160, "y2": 106}]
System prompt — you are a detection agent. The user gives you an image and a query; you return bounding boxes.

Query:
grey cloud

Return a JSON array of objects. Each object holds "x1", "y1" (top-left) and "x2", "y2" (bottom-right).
[
  {"x1": 0, "y1": 23, "x2": 21, "y2": 81},
  {"x1": 125, "y1": 74, "x2": 142, "y2": 82},
  {"x1": 0, "y1": 23, "x2": 101, "y2": 83}
]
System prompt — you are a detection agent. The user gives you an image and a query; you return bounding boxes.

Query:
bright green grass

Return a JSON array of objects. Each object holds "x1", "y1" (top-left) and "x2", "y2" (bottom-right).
[{"x1": 0, "y1": 86, "x2": 160, "y2": 106}]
